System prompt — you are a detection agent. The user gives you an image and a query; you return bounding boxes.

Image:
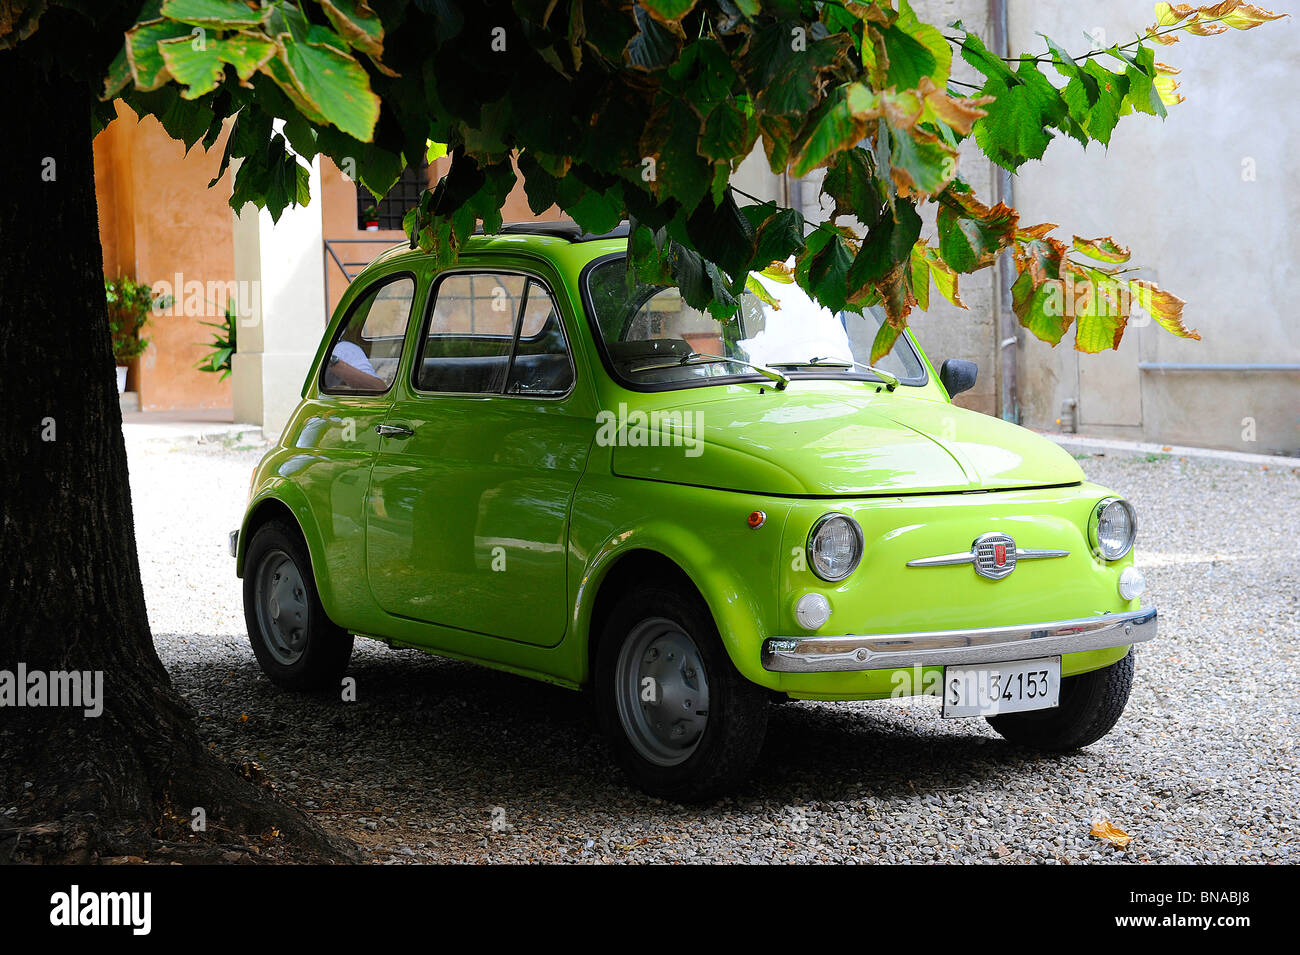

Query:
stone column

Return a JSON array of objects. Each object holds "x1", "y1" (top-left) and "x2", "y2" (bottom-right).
[{"x1": 231, "y1": 154, "x2": 326, "y2": 436}]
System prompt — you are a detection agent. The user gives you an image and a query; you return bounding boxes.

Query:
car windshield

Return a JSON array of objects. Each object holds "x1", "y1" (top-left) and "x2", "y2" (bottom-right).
[{"x1": 585, "y1": 256, "x2": 927, "y2": 390}]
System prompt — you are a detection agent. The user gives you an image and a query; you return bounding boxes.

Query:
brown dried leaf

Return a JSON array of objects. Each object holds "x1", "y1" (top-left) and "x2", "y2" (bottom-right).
[{"x1": 1090, "y1": 819, "x2": 1133, "y2": 848}]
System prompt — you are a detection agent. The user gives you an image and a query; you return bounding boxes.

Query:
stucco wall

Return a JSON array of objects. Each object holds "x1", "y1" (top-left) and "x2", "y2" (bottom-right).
[
  {"x1": 319, "y1": 155, "x2": 565, "y2": 318},
  {"x1": 93, "y1": 101, "x2": 236, "y2": 412},
  {"x1": 1005, "y1": 1, "x2": 1299, "y2": 455}
]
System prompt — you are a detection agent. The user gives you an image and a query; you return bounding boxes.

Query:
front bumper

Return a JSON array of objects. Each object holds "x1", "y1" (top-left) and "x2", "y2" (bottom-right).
[{"x1": 761, "y1": 607, "x2": 1156, "y2": 672}]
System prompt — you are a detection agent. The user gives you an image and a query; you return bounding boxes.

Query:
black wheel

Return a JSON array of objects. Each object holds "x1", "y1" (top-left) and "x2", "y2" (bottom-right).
[
  {"x1": 243, "y1": 519, "x2": 353, "y2": 691},
  {"x1": 594, "y1": 580, "x2": 769, "y2": 802},
  {"x1": 986, "y1": 651, "x2": 1135, "y2": 751}
]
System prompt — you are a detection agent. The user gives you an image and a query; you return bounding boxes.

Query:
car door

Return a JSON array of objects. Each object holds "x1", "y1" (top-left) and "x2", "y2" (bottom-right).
[
  {"x1": 364, "y1": 266, "x2": 594, "y2": 647},
  {"x1": 294, "y1": 271, "x2": 417, "y2": 619}
]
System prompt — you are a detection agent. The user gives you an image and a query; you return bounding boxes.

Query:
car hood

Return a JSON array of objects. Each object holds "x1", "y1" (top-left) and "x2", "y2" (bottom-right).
[{"x1": 609, "y1": 388, "x2": 1085, "y2": 495}]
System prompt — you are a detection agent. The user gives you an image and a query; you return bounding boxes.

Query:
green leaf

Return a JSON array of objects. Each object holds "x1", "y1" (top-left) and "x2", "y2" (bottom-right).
[
  {"x1": 276, "y1": 36, "x2": 381, "y2": 140},
  {"x1": 1072, "y1": 235, "x2": 1131, "y2": 263},
  {"x1": 640, "y1": 0, "x2": 699, "y2": 23},
  {"x1": 647, "y1": 100, "x2": 710, "y2": 209},
  {"x1": 800, "y1": 227, "x2": 855, "y2": 314},
  {"x1": 936, "y1": 187, "x2": 1018, "y2": 273},
  {"x1": 125, "y1": 18, "x2": 195, "y2": 91},
  {"x1": 789, "y1": 91, "x2": 864, "y2": 178},
  {"x1": 849, "y1": 200, "x2": 921, "y2": 289},
  {"x1": 231, "y1": 133, "x2": 311, "y2": 221},
  {"x1": 887, "y1": 121, "x2": 958, "y2": 196},
  {"x1": 969, "y1": 55, "x2": 1070, "y2": 170},
  {"x1": 158, "y1": 36, "x2": 225, "y2": 98},
  {"x1": 318, "y1": 0, "x2": 384, "y2": 58},
  {"x1": 701, "y1": 101, "x2": 752, "y2": 163},
  {"x1": 158, "y1": 32, "x2": 275, "y2": 99},
  {"x1": 743, "y1": 204, "x2": 804, "y2": 270},
  {"x1": 821, "y1": 146, "x2": 879, "y2": 222},
  {"x1": 1062, "y1": 59, "x2": 1129, "y2": 146},
  {"x1": 160, "y1": 0, "x2": 265, "y2": 28},
  {"x1": 626, "y1": 5, "x2": 680, "y2": 70}
]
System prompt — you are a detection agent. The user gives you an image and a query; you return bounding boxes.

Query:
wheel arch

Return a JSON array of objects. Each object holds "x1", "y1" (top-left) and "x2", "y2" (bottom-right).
[
  {"x1": 236, "y1": 489, "x2": 325, "y2": 591},
  {"x1": 584, "y1": 549, "x2": 704, "y2": 684}
]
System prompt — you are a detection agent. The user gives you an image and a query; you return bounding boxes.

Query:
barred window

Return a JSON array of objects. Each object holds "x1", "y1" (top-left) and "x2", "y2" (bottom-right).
[{"x1": 356, "y1": 164, "x2": 428, "y2": 231}]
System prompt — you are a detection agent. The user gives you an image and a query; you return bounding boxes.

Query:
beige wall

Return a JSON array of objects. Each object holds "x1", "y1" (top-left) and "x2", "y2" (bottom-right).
[
  {"x1": 94, "y1": 101, "x2": 236, "y2": 412},
  {"x1": 1005, "y1": 1, "x2": 1299, "y2": 455}
]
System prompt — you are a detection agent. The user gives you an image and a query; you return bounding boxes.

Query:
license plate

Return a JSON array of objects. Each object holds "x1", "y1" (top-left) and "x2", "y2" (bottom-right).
[{"x1": 941, "y1": 657, "x2": 1061, "y2": 719}]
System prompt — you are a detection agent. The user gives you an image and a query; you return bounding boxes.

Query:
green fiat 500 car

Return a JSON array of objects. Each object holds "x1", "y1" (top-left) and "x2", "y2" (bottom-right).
[{"x1": 232, "y1": 220, "x2": 1155, "y2": 800}]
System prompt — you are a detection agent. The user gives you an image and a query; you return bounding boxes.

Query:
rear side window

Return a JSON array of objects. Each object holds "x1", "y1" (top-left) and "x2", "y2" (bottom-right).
[
  {"x1": 414, "y1": 272, "x2": 574, "y2": 397},
  {"x1": 321, "y1": 275, "x2": 415, "y2": 394}
]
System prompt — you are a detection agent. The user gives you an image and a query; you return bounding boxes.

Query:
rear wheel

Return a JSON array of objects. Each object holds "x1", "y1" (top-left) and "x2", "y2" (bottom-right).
[
  {"x1": 986, "y1": 651, "x2": 1134, "y2": 751},
  {"x1": 243, "y1": 520, "x2": 353, "y2": 691},
  {"x1": 595, "y1": 582, "x2": 768, "y2": 801}
]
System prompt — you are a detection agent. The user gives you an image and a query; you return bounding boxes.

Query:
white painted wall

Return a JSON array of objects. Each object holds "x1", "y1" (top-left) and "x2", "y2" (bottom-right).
[{"x1": 1005, "y1": 0, "x2": 1300, "y2": 454}]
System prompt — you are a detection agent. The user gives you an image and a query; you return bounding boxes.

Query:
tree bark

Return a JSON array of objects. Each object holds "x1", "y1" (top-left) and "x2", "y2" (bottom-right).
[{"x1": 0, "y1": 10, "x2": 350, "y2": 863}]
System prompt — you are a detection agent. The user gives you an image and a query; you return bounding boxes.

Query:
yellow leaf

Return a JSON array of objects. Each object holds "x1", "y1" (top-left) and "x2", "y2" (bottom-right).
[
  {"x1": 1090, "y1": 820, "x2": 1133, "y2": 848},
  {"x1": 1072, "y1": 235, "x2": 1131, "y2": 264},
  {"x1": 1128, "y1": 278, "x2": 1199, "y2": 340}
]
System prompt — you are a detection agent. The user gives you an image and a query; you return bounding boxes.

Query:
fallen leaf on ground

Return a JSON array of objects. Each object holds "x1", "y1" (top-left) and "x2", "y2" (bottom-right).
[{"x1": 1090, "y1": 820, "x2": 1132, "y2": 848}]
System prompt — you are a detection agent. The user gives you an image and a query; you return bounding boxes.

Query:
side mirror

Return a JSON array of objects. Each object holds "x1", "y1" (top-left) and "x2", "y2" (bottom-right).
[{"x1": 939, "y1": 359, "x2": 978, "y2": 397}]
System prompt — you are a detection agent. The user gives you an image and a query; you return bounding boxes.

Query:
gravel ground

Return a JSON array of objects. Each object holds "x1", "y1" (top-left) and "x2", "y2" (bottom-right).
[{"x1": 129, "y1": 431, "x2": 1299, "y2": 864}]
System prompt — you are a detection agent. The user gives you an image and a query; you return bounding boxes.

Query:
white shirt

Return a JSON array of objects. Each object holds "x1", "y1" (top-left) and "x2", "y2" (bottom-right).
[{"x1": 325, "y1": 341, "x2": 378, "y2": 388}]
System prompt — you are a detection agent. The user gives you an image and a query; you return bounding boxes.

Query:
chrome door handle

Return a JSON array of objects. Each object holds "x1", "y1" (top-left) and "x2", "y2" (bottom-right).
[{"x1": 375, "y1": 424, "x2": 415, "y2": 438}]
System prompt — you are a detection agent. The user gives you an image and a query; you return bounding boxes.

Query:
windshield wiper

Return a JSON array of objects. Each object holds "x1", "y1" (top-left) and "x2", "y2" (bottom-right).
[
  {"x1": 627, "y1": 351, "x2": 790, "y2": 390},
  {"x1": 771, "y1": 356, "x2": 899, "y2": 391}
]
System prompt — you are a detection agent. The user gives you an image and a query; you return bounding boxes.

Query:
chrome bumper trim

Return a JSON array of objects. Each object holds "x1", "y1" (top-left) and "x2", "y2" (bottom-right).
[
  {"x1": 228, "y1": 529, "x2": 239, "y2": 558},
  {"x1": 761, "y1": 607, "x2": 1156, "y2": 672}
]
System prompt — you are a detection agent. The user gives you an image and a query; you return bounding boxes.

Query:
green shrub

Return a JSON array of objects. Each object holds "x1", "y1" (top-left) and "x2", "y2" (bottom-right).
[{"x1": 105, "y1": 276, "x2": 171, "y2": 364}]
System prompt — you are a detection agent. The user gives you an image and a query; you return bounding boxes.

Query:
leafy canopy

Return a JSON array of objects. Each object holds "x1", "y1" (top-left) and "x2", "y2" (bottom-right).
[{"x1": 100, "y1": 0, "x2": 1283, "y2": 360}]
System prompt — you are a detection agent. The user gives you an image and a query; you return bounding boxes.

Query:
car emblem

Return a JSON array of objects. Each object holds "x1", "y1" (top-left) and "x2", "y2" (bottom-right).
[
  {"x1": 972, "y1": 532, "x2": 1017, "y2": 579},
  {"x1": 906, "y1": 533, "x2": 1069, "y2": 579}
]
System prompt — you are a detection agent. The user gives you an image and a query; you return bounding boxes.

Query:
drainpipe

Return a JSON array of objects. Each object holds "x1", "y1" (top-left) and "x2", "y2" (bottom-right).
[
  {"x1": 989, "y1": 0, "x2": 1020, "y2": 424},
  {"x1": 786, "y1": 173, "x2": 804, "y2": 222}
]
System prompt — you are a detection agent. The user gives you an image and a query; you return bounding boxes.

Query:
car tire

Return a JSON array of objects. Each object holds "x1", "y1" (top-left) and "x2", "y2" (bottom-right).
[
  {"x1": 595, "y1": 581, "x2": 769, "y2": 802},
  {"x1": 243, "y1": 519, "x2": 353, "y2": 691},
  {"x1": 986, "y1": 650, "x2": 1135, "y2": 751}
]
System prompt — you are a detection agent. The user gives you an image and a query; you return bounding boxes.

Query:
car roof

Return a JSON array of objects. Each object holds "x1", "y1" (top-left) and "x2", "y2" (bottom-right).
[
  {"x1": 363, "y1": 220, "x2": 629, "y2": 272},
  {"x1": 492, "y1": 221, "x2": 630, "y2": 242}
]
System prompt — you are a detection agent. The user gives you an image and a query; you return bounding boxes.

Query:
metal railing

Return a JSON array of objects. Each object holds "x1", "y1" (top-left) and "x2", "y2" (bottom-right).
[{"x1": 323, "y1": 237, "x2": 401, "y2": 316}]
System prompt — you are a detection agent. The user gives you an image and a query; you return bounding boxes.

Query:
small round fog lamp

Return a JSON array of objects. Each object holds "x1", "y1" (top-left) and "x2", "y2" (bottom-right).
[
  {"x1": 794, "y1": 593, "x2": 832, "y2": 631},
  {"x1": 1118, "y1": 566, "x2": 1146, "y2": 601}
]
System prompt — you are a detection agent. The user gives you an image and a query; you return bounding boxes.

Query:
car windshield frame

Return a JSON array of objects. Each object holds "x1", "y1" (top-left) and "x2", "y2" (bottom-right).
[{"x1": 579, "y1": 252, "x2": 930, "y2": 393}]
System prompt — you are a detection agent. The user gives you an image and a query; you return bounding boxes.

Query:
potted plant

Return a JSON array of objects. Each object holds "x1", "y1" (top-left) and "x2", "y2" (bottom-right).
[
  {"x1": 362, "y1": 204, "x2": 380, "y2": 231},
  {"x1": 195, "y1": 300, "x2": 237, "y2": 381},
  {"x1": 105, "y1": 277, "x2": 171, "y2": 394}
]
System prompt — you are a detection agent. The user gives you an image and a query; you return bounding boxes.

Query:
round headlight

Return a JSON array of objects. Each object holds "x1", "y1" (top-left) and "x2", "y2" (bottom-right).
[
  {"x1": 1090, "y1": 497, "x2": 1136, "y2": 561},
  {"x1": 807, "y1": 513, "x2": 863, "y2": 581}
]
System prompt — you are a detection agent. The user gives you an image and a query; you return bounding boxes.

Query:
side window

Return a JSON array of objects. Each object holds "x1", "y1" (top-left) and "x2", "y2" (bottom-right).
[
  {"x1": 415, "y1": 272, "x2": 573, "y2": 396},
  {"x1": 322, "y1": 275, "x2": 415, "y2": 394},
  {"x1": 507, "y1": 282, "x2": 574, "y2": 396}
]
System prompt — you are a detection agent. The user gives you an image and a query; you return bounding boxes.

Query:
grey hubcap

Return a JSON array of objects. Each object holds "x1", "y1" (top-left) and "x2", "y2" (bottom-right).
[
  {"x1": 254, "y1": 550, "x2": 309, "y2": 666},
  {"x1": 614, "y1": 618, "x2": 710, "y2": 767}
]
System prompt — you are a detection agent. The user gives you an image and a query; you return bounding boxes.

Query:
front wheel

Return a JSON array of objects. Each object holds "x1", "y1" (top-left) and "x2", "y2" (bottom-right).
[
  {"x1": 595, "y1": 582, "x2": 768, "y2": 801},
  {"x1": 243, "y1": 519, "x2": 353, "y2": 691},
  {"x1": 986, "y1": 650, "x2": 1135, "y2": 751}
]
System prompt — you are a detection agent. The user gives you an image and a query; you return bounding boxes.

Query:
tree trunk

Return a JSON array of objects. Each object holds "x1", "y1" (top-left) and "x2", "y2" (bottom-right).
[{"x1": 0, "y1": 14, "x2": 350, "y2": 863}]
